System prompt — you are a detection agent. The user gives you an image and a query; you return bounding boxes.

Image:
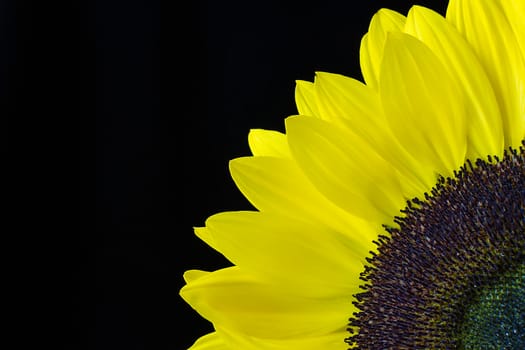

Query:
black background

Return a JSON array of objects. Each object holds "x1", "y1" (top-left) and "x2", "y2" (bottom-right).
[{"x1": 90, "y1": 1, "x2": 448, "y2": 349}]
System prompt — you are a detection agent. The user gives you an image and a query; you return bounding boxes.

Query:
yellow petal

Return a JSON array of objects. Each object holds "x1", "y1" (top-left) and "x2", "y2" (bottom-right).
[
  {"x1": 446, "y1": 0, "x2": 525, "y2": 149},
  {"x1": 359, "y1": 34, "x2": 375, "y2": 89},
  {"x1": 379, "y1": 32, "x2": 466, "y2": 178},
  {"x1": 405, "y1": 5, "x2": 504, "y2": 159},
  {"x1": 180, "y1": 266, "x2": 353, "y2": 338},
  {"x1": 286, "y1": 115, "x2": 406, "y2": 223},
  {"x1": 198, "y1": 211, "x2": 366, "y2": 298},
  {"x1": 360, "y1": 9, "x2": 406, "y2": 90},
  {"x1": 312, "y1": 71, "x2": 433, "y2": 197},
  {"x1": 184, "y1": 269, "x2": 210, "y2": 284},
  {"x1": 248, "y1": 129, "x2": 291, "y2": 158},
  {"x1": 189, "y1": 332, "x2": 230, "y2": 350},
  {"x1": 229, "y1": 155, "x2": 377, "y2": 244},
  {"x1": 499, "y1": 0, "x2": 525, "y2": 63},
  {"x1": 218, "y1": 326, "x2": 348, "y2": 350},
  {"x1": 313, "y1": 72, "x2": 384, "y2": 132},
  {"x1": 295, "y1": 73, "x2": 433, "y2": 199},
  {"x1": 295, "y1": 80, "x2": 320, "y2": 117}
]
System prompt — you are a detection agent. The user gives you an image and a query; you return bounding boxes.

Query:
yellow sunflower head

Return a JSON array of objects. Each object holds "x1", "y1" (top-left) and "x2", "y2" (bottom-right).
[{"x1": 181, "y1": 0, "x2": 525, "y2": 349}]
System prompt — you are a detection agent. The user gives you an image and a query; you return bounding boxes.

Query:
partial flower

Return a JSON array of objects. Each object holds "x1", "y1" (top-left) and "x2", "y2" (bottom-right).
[{"x1": 181, "y1": 1, "x2": 524, "y2": 349}]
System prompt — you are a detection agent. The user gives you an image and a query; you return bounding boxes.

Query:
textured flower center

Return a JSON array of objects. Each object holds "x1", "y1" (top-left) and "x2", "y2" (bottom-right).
[
  {"x1": 459, "y1": 262, "x2": 524, "y2": 349},
  {"x1": 346, "y1": 142, "x2": 525, "y2": 349}
]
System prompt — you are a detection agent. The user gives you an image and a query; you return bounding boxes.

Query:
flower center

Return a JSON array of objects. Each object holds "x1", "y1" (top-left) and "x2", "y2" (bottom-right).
[
  {"x1": 459, "y1": 262, "x2": 524, "y2": 349},
  {"x1": 346, "y1": 142, "x2": 525, "y2": 349}
]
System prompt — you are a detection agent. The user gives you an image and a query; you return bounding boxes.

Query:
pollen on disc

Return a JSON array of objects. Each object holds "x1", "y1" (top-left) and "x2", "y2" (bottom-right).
[{"x1": 347, "y1": 142, "x2": 525, "y2": 349}]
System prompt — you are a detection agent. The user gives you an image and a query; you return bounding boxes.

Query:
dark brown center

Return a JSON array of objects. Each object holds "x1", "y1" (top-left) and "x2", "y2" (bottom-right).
[{"x1": 346, "y1": 142, "x2": 525, "y2": 349}]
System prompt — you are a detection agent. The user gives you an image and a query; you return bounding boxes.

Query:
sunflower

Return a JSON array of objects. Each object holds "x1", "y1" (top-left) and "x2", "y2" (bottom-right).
[{"x1": 181, "y1": 0, "x2": 525, "y2": 349}]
